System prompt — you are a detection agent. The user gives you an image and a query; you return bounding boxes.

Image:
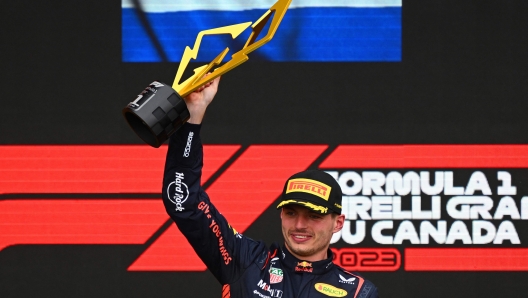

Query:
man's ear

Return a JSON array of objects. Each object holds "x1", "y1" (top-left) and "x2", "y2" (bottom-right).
[{"x1": 333, "y1": 214, "x2": 345, "y2": 233}]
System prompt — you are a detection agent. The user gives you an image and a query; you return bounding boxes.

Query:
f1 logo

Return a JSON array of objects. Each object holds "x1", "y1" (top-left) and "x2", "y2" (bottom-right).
[{"x1": 0, "y1": 144, "x2": 327, "y2": 271}]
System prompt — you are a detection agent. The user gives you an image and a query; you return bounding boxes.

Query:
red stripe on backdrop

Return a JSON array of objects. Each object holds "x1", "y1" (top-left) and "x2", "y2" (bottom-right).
[
  {"x1": 405, "y1": 248, "x2": 528, "y2": 271},
  {"x1": 0, "y1": 199, "x2": 166, "y2": 251},
  {"x1": 319, "y1": 145, "x2": 528, "y2": 168},
  {"x1": 127, "y1": 145, "x2": 327, "y2": 271},
  {"x1": 0, "y1": 145, "x2": 240, "y2": 194}
]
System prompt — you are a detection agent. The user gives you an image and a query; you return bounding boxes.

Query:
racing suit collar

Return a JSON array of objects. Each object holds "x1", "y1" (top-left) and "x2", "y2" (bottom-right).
[{"x1": 279, "y1": 244, "x2": 335, "y2": 275}]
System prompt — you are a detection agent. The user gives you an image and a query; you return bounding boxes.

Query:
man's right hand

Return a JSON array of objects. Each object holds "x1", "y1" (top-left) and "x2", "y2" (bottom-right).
[{"x1": 184, "y1": 74, "x2": 221, "y2": 124}]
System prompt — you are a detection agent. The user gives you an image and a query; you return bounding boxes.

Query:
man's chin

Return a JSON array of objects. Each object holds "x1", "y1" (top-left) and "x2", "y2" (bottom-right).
[{"x1": 287, "y1": 243, "x2": 314, "y2": 257}]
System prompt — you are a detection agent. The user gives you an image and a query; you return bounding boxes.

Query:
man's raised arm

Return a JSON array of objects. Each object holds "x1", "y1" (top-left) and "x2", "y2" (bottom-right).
[{"x1": 161, "y1": 76, "x2": 266, "y2": 285}]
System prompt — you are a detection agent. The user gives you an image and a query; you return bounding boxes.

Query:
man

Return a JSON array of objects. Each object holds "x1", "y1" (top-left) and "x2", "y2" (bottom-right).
[{"x1": 162, "y1": 77, "x2": 379, "y2": 297}]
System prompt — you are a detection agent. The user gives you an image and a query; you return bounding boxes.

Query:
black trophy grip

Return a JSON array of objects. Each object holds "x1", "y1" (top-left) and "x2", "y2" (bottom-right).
[{"x1": 123, "y1": 81, "x2": 190, "y2": 148}]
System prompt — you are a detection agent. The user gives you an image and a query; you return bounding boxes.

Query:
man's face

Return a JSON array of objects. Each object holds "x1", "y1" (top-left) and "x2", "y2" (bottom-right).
[{"x1": 280, "y1": 204, "x2": 344, "y2": 262}]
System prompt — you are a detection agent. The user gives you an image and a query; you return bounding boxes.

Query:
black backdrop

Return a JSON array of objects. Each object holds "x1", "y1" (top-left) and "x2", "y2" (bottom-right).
[{"x1": 1, "y1": 0, "x2": 528, "y2": 297}]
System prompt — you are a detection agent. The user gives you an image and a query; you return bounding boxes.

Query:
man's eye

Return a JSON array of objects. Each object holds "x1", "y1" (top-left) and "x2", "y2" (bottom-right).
[{"x1": 309, "y1": 214, "x2": 321, "y2": 219}]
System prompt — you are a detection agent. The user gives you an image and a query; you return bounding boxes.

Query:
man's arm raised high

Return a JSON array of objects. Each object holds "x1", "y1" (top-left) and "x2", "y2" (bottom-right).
[{"x1": 161, "y1": 76, "x2": 266, "y2": 285}]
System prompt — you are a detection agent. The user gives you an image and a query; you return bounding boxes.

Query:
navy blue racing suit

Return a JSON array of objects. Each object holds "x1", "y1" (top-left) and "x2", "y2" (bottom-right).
[{"x1": 162, "y1": 123, "x2": 379, "y2": 298}]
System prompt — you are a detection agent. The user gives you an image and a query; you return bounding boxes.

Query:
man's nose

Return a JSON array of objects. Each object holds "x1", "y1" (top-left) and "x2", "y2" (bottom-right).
[{"x1": 294, "y1": 214, "x2": 308, "y2": 229}]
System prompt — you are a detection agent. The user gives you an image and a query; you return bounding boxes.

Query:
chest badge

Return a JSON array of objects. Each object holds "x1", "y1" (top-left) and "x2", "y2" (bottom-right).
[
  {"x1": 269, "y1": 267, "x2": 283, "y2": 284},
  {"x1": 295, "y1": 261, "x2": 313, "y2": 273}
]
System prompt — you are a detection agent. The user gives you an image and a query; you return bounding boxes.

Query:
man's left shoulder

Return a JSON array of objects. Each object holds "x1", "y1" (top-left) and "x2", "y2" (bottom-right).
[{"x1": 331, "y1": 266, "x2": 378, "y2": 298}]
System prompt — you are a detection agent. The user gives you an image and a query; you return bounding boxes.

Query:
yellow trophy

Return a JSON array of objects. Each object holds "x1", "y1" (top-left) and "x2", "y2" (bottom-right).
[{"x1": 123, "y1": 0, "x2": 292, "y2": 147}]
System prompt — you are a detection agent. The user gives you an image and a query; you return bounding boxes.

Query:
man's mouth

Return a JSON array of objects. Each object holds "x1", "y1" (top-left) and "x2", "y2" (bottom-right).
[{"x1": 291, "y1": 233, "x2": 312, "y2": 243}]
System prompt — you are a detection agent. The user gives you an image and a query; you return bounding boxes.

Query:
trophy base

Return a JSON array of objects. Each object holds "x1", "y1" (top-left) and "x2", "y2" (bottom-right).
[{"x1": 123, "y1": 81, "x2": 190, "y2": 148}]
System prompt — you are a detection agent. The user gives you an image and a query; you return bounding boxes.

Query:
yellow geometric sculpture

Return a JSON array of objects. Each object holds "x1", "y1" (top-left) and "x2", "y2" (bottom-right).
[{"x1": 172, "y1": 0, "x2": 292, "y2": 97}]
